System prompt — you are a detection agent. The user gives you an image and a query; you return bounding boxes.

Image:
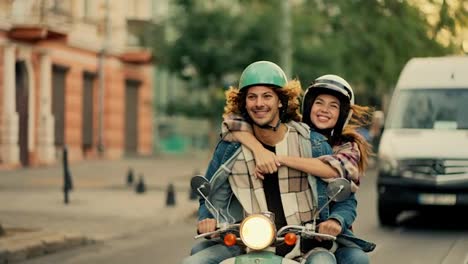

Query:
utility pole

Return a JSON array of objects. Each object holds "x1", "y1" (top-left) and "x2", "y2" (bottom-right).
[
  {"x1": 97, "y1": 0, "x2": 110, "y2": 155},
  {"x1": 280, "y1": 0, "x2": 292, "y2": 78}
]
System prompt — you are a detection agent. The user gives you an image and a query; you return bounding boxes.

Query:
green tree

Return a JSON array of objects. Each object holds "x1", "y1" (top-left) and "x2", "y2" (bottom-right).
[
  {"x1": 159, "y1": 0, "x2": 284, "y2": 120},
  {"x1": 158, "y1": 1, "x2": 284, "y2": 144},
  {"x1": 431, "y1": 0, "x2": 468, "y2": 48},
  {"x1": 151, "y1": 0, "x2": 464, "y2": 115},
  {"x1": 292, "y1": 0, "x2": 454, "y2": 107}
]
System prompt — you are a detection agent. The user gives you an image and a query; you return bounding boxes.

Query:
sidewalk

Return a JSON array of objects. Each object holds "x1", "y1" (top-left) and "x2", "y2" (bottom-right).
[{"x1": 0, "y1": 154, "x2": 211, "y2": 263}]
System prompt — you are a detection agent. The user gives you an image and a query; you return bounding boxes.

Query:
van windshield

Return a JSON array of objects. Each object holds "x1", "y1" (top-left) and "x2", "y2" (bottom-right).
[{"x1": 388, "y1": 88, "x2": 468, "y2": 129}]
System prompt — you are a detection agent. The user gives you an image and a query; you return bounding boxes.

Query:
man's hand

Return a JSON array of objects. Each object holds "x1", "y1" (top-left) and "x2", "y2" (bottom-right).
[
  {"x1": 197, "y1": 218, "x2": 218, "y2": 238},
  {"x1": 252, "y1": 148, "x2": 280, "y2": 179},
  {"x1": 316, "y1": 219, "x2": 342, "y2": 241}
]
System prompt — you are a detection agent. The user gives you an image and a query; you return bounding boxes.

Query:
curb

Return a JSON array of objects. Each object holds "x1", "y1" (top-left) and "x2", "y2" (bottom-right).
[
  {"x1": 0, "y1": 201, "x2": 198, "y2": 263},
  {"x1": 0, "y1": 230, "x2": 94, "y2": 263}
]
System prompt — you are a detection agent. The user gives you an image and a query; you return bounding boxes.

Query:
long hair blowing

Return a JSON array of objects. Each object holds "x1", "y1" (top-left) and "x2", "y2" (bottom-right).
[
  {"x1": 341, "y1": 104, "x2": 375, "y2": 174},
  {"x1": 223, "y1": 80, "x2": 303, "y2": 123}
]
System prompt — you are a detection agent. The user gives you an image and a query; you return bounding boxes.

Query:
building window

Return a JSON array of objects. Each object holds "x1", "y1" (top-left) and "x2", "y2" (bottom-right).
[
  {"x1": 51, "y1": 0, "x2": 70, "y2": 15},
  {"x1": 83, "y1": 0, "x2": 91, "y2": 18}
]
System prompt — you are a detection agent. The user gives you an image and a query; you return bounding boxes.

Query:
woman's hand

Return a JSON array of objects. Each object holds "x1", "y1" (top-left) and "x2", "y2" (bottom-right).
[{"x1": 252, "y1": 147, "x2": 280, "y2": 179}]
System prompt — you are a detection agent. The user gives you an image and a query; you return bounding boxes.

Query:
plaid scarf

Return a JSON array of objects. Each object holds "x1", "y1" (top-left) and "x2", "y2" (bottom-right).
[{"x1": 228, "y1": 123, "x2": 316, "y2": 225}]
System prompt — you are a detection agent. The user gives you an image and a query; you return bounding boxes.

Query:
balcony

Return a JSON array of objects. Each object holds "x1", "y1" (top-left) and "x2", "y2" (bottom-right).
[
  {"x1": 119, "y1": 19, "x2": 153, "y2": 64},
  {"x1": 4, "y1": 2, "x2": 72, "y2": 42},
  {"x1": 119, "y1": 48, "x2": 153, "y2": 64}
]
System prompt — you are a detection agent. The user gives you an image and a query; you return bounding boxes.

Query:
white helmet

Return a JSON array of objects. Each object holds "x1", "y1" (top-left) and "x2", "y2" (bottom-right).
[
  {"x1": 302, "y1": 74, "x2": 355, "y2": 140},
  {"x1": 305, "y1": 74, "x2": 354, "y2": 105}
]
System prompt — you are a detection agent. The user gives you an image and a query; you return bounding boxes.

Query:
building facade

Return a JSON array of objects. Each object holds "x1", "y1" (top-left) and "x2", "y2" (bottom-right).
[{"x1": 0, "y1": 0, "x2": 154, "y2": 168}]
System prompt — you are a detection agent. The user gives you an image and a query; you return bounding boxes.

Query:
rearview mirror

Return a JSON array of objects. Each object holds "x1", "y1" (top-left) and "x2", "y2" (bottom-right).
[
  {"x1": 327, "y1": 178, "x2": 352, "y2": 202},
  {"x1": 190, "y1": 175, "x2": 211, "y2": 198}
]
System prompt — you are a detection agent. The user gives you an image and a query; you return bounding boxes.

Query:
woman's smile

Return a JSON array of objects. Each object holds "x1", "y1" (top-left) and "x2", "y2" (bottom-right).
[{"x1": 310, "y1": 94, "x2": 340, "y2": 129}]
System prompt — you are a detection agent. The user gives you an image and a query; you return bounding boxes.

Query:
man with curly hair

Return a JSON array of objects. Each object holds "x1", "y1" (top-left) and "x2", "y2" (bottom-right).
[{"x1": 182, "y1": 61, "x2": 371, "y2": 264}]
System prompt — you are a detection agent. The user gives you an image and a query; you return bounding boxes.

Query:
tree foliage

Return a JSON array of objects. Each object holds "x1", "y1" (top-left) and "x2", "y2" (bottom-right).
[
  {"x1": 165, "y1": 0, "x2": 284, "y2": 86},
  {"x1": 167, "y1": 6, "x2": 240, "y2": 85},
  {"x1": 292, "y1": 0, "x2": 453, "y2": 106},
  {"x1": 150, "y1": 0, "x2": 464, "y2": 116},
  {"x1": 431, "y1": 0, "x2": 468, "y2": 44}
]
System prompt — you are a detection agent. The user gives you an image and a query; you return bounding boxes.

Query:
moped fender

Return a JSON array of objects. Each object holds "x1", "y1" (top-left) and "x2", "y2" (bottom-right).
[{"x1": 220, "y1": 251, "x2": 299, "y2": 264}]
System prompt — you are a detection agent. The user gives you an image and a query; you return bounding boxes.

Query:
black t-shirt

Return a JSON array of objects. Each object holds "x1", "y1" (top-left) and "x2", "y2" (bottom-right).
[
  {"x1": 261, "y1": 144, "x2": 294, "y2": 256},
  {"x1": 261, "y1": 144, "x2": 287, "y2": 230}
]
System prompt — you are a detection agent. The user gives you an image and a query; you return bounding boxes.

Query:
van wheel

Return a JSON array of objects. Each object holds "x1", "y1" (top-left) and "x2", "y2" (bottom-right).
[{"x1": 378, "y1": 201, "x2": 399, "y2": 227}]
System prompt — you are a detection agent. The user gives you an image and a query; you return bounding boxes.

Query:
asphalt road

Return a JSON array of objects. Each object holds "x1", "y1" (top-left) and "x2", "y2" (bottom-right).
[
  {"x1": 21, "y1": 167, "x2": 468, "y2": 264},
  {"x1": 21, "y1": 216, "x2": 196, "y2": 264}
]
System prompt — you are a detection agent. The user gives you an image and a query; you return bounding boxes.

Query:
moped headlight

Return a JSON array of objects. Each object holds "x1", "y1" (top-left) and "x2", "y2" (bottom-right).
[{"x1": 239, "y1": 214, "x2": 275, "y2": 250}]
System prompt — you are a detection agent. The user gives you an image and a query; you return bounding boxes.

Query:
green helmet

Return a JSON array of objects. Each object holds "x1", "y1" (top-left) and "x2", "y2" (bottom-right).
[{"x1": 238, "y1": 61, "x2": 287, "y2": 90}]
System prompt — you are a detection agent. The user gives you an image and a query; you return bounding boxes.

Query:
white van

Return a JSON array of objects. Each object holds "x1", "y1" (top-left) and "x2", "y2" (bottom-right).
[{"x1": 376, "y1": 56, "x2": 468, "y2": 226}]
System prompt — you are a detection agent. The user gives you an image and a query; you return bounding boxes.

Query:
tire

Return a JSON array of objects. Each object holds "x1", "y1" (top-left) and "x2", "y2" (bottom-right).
[{"x1": 377, "y1": 200, "x2": 400, "y2": 227}]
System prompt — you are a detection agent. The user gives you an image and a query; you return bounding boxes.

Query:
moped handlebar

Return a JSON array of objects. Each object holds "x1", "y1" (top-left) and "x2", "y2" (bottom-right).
[
  {"x1": 277, "y1": 224, "x2": 337, "y2": 241},
  {"x1": 195, "y1": 223, "x2": 336, "y2": 241},
  {"x1": 194, "y1": 223, "x2": 241, "y2": 239}
]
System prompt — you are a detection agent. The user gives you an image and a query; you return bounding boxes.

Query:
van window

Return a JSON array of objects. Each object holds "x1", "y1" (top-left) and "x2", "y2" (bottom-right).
[{"x1": 388, "y1": 88, "x2": 468, "y2": 129}]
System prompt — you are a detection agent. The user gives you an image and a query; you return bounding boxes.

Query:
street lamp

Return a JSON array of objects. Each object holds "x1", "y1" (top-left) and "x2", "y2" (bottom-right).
[{"x1": 97, "y1": 0, "x2": 110, "y2": 155}]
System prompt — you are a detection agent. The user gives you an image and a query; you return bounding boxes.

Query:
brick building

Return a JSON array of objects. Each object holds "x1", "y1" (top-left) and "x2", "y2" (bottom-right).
[{"x1": 0, "y1": 0, "x2": 154, "y2": 168}]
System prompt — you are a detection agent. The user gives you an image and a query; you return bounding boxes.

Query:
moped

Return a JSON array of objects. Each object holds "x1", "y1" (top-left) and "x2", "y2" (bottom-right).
[{"x1": 190, "y1": 176, "x2": 352, "y2": 264}]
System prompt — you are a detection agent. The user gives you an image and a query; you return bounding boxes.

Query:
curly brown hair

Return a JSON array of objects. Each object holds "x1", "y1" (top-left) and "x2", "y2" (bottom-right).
[{"x1": 223, "y1": 80, "x2": 303, "y2": 123}]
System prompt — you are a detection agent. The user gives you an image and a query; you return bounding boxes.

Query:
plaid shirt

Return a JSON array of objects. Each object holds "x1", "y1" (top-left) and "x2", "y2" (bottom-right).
[
  {"x1": 221, "y1": 114, "x2": 252, "y2": 141},
  {"x1": 222, "y1": 115, "x2": 361, "y2": 189},
  {"x1": 319, "y1": 142, "x2": 361, "y2": 186},
  {"x1": 228, "y1": 123, "x2": 316, "y2": 225}
]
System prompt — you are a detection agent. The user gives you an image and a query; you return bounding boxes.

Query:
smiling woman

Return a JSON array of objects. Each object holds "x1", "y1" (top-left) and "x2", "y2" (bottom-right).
[{"x1": 309, "y1": 94, "x2": 341, "y2": 131}]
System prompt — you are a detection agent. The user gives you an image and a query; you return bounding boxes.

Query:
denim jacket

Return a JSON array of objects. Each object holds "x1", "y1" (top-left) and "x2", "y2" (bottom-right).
[{"x1": 198, "y1": 130, "x2": 375, "y2": 252}]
